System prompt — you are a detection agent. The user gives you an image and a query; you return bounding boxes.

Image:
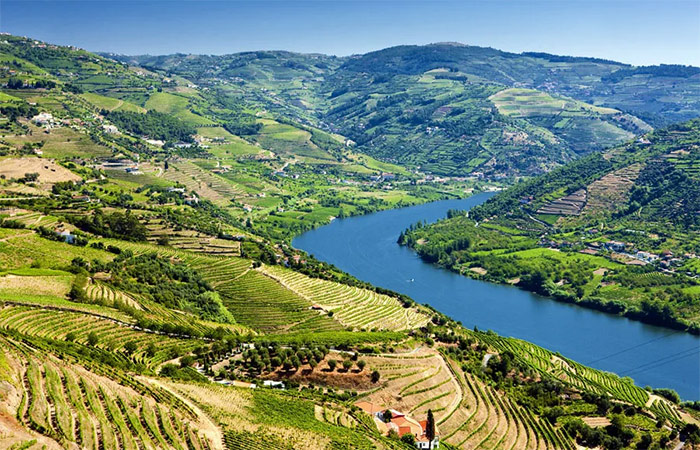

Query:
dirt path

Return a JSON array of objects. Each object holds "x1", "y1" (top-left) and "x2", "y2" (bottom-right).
[
  {"x1": 436, "y1": 352, "x2": 463, "y2": 424},
  {"x1": 139, "y1": 377, "x2": 224, "y2": 450}
]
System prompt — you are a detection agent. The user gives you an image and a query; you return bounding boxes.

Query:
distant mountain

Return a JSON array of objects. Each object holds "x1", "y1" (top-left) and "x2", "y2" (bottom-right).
[{"x1": 105, "y1": 43, "x2": 700, "y2": 177}]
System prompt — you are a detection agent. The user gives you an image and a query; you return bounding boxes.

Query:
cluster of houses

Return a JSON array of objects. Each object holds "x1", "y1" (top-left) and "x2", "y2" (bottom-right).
[
  {"x1": 538, "y1": 235, "x2": 698, "y2": 275},
  {"x1": 102, "y1": 124, "x2": 119, "y2": 134},
  {"x1": 595, "y1": 241, "x2": 688, "y2": 269},
  {"x1": 369, "y1": 172, "x2": 396, "y2": 183},
  {"x1": 31, "y1": 113, "x2": 85, "y2": 131},
  {"x1": 356, "y1": 401, "x2": 440, "y2": 449}
]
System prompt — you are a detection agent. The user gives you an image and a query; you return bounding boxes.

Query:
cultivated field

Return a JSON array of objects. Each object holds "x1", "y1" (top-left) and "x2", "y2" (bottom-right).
[
  {"x1": 536, "y1": 189, "x2": 587, "y2": 216},
  {"x1": 361, "y1": 347, "x2": 573, "y2": 450},
  {"x1": 162, "y1": 162, "x2": 245, "y2": 207},
  {"x1": 583, "y1": 164, "x2": 642, "y2": 214},
  {"x1": 0, "y1": 339, "x2": 216, "y2": 450},
  {"x1": 260, "y1": 265, "x2": 429, "y2": 331},
  {"x1": 0, "y1": 157, "x2": 81, "y2": 185}
]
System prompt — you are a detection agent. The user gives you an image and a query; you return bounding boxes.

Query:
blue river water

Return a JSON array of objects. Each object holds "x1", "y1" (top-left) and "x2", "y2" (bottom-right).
[{"x1": 293, "y1": 192, "x2": 700, "y2": 400}]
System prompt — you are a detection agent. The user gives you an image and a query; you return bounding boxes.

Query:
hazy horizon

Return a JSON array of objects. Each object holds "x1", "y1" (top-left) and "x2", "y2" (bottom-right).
[{"x1": 1, "y1": 0, "x2": 699, "y2": 66}]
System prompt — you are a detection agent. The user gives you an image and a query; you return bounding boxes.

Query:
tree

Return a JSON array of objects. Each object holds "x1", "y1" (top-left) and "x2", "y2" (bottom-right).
[
  {"x1": 371, "y1": 370, "x2": 381, "y2": 383},
  {"x1": 124, "y1": 341, "x2": 138, "y2": 355},
  {"x1": 327, "y1": 359, "x2": 337, "y2": 371},
  {"x1": 87, "y1": 331, "x2": 99, "y2": 346},
  {"x1": 146, "y1": 342, "x2": 158, "y2": 357},
  {"x1": 357, "y1": 360, "x2": 367, "y2": 372},
  {"x1": 426, "y1": 409, "x2": 436, "y2": 442},
  {"x1": 382, "y1": 409, "x2": 393, "y2": 422},
  {"x1": 180, "y1": 355, "x2": 195, "y2": 367},
  {"x1": 401, "y1": 433, "x2": 416, "y2": 445},
  {"x1": 7, "y1": 77, "x2": 23, "y2": 89},
  {"x1": 65, "y1": 331, "x2": 77, "y2": 342},
  {"x1": 342, "y1": 359, "x2": 353, "y2": 371},
  {"x1": 309, "y1": 358, "x2": 318, "y2": 370}
]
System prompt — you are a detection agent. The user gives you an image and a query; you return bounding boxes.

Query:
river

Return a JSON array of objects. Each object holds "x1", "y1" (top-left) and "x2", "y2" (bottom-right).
[{"x1": 293, "y1": 193, "x2": 700, "y2": 400}]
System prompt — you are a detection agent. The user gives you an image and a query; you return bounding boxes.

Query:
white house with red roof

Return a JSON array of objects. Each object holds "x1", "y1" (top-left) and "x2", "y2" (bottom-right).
[{"x1": 355, "y1": 401, "x2": 440, "y2": 448}]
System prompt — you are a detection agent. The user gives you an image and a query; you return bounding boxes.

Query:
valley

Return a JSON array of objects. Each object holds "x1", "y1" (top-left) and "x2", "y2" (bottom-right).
[{"x1": 0, "y1": 31, "x2": 698, "y2": 450}]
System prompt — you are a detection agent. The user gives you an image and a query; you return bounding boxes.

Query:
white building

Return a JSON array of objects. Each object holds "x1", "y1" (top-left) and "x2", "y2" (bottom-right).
[
  {"x1": 102, "y1": 124, "x2": 119, "y2": 134},
  {"x1": 32, "y1": 112, "x2": 54, "y2": 125}
]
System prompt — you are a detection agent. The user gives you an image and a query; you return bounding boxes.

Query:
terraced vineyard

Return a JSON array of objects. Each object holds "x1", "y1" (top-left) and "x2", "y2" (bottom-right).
[
  {"x1": 360, "y1": 348, "x2": 574, "y2": 450},
  {"x1": 0, "y1": 305, "x2": 199, "y2": 367},
  {"x1": 665, "y1": 148, "x2": 700, "y2": 179},
  {"x1": 260, "y1": 265, "x2": 429, "y2": 331},
  {"x1": 85, "y1": 280, "x2": 142, "y2": 310},
  {"x1": 0, "y1": 208, "x2": 62, "y2": 229},
  {"x1": 212, "y1": 269, "x2": 342, "y2": 333},
  {"x1": 163, "y1": 162, "x2": 245, "y2": 207},
  {"x1": 0, "y1": 338, "x2": 216, "y2": 450},
  {"x1": 582, "y1": 164, "x2": 642, "y2": 214},
  {"x1": 98, "y1": 240, "x2": 340, "y2": 333},
  {"x1": 536, "y1": 189, "x2": 587, "y2": 216},
  {"x1": 362, "y1": 350, "x2": 459, "y2": 420},
  {"x1": 475, "y1": 333, "x2": 667, "y2": 412},
  {"x1": 166, "y1": 381, "x2": 376, "y2": 450},
  {"x1": 144, "y1": 218, "x2": 241, "y2": 256},
  {"x1": 648, "y1": 397, "x2": 683, "y2": 426}
]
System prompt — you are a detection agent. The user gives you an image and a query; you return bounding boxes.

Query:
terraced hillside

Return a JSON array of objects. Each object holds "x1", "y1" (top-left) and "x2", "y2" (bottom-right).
[
  {"x1": 260, "y1": 265, "x2": 428, "y2": 331},
  {"x1": 1, "y1": 32, "x2": 698, "y2": 450},
  {"x1": 536, "y1": 189, "x2": 587, "y2": 216},
  {"x1": 120, "y1": 43, "x2": 700, "y2": 177},
  {"x1": 144, "y1": 218, "x2": 241, "y2": 257},
  {"x1": 0, "y1": 304, "x2": 200, "y2": 367},
  {"x1": 360, "y1": 347, "x2": 574, "y2": 450},
  {"x1": 162, "y1": 162, "x2": 245, "y2": 207},
  {"x1": 0, "y1": 337, "x2": 218, "y2": 450}
]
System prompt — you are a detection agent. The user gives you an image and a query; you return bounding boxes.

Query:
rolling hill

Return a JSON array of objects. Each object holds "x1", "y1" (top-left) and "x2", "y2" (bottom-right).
[{"x1": 108, "y1": 43, "x2": 700, "y2": 177}]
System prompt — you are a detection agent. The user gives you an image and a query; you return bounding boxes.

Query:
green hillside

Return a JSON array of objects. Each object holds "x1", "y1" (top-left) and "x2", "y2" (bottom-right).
[
  {"x1": 0, "y1": 34, "x2": 698, "y2": 450},
  {"x1": 110, "y1": 43, "x2": 700, "y2": 177}
]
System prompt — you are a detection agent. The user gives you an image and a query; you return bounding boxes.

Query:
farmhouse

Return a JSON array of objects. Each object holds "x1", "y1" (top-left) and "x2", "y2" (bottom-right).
[
  {"x1": 356, "y1": 402, "x2": 440, "y2": 448},
  {"x1": 635, "y1": 251, "x2": 658, "y2": 263},
  {"x1": 71, "y1": 194, "x2": 91, "y2": 203},
  {"x1": 143, "y1": 138, "x2": 165, "y2": 147}
]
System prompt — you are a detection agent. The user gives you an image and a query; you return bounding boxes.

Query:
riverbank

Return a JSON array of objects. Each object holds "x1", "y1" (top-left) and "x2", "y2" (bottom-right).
[
  {"x1": 293, "y1": 194, "x2": 700, "y2": 400},
  {"x1": 402, "y1": 242, "x2": 700, "y2": 336}
]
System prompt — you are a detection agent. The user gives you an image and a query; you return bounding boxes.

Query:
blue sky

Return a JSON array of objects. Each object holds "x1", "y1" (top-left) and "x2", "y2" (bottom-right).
[{"x1": 1, "y1": 1, "x2": 699, "y2": 66}]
